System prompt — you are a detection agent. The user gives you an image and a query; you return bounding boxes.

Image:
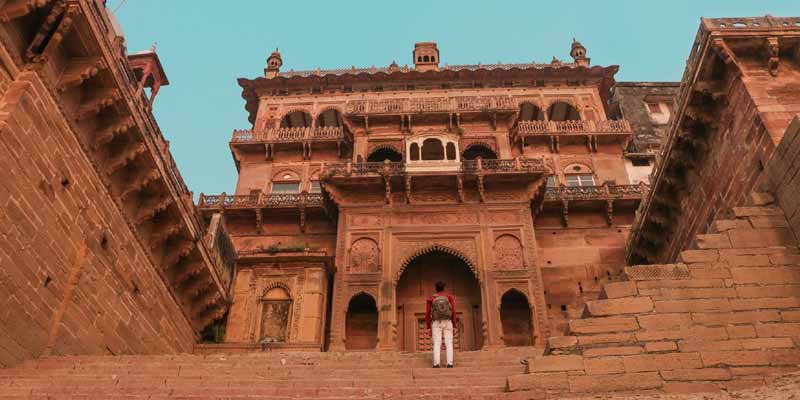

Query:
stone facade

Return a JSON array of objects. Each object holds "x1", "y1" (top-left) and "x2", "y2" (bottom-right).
[
  {"x1": 0, "y1": 1, "x2": 232, "y2": 367},
  {"x1": 200, "y1": 39, "x2": 651, "y2": 351}
]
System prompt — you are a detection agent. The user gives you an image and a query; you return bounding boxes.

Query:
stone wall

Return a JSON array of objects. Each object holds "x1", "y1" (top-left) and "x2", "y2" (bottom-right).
[
  {"x1": 0, "y1": 72, "x2": 195, "y2": 367},
  {"x1": 509, "y1": 192, "x2": 800, "y2": 396},
  {"x1": 766, "y1": 117, "x2": 800, "y2": 240}
]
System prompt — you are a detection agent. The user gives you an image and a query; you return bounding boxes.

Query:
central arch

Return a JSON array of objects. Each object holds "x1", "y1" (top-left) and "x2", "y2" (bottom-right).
[{"x1": 395, "y1": 250, "x2": 483, "y2": 352}]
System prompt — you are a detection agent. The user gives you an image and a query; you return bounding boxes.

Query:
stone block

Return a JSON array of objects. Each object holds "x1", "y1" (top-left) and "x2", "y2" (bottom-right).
[
  {"x1": 577, "y1": 333, "x2": 635, "y2": 346},
  {"x1": 730, "y1": 267, "x2": 800, "y2": 285},
  {"x1": 636, "y1": 278, "x2": 725, "y2": 289},
  {"x1": 644, "y1": 341, "x2": 677, "y2": 352},
  {"x1": 661, "y1": 368, "x2": 732, "y2": 381},
  {"x1": 696, "y1": 233, "x2": 732, "y2": 249},
  {"x1": 636, "y1": 326, "x2": 728, "y2": 342},
  {"x1": 679, "y1": 250, "x2": 719, "y2": 263},
  {"x1": 657, "y1": 287, "x2": 738, "y2": 299},
  {"x1": 507, "y1": 372, "x2": 568, "y2": 392},
  {"x1": 730, "y1": 297, "x2": 800, "y2": 311},
  {"x1": 739, "y1": 337, "x2": 794, "y2": 350},
  {"x1": 754, "y1": 322, "x2": 800, "y2": 338},
  {"x1": 625, "y1": 264, "x2": 690, "y2": 280},
  {"x1": 583, "y1": 346, "x2": 643, "y2": 358},
  {"x1": 654, "y1": 298, "x2": 731, "y2": 313},
  {"x1": 749, "y1": 216, "x2": 790, "y2": 228},
  {"x1": 781, "y1": 310, "x2": 800, "y2": 321},
  {"x1": 637, "y1": 313, "x2": 692, "y2": 330},
  {"x1": 712, "y1": 219, "x2": 752, "y2": 232},
  {"x1": 688, "y1": 263, "x2": 732, "y2": 279},
  {"x1": 568, "y1": 372, "x2": 663, "y2": 392},
  {"x1": 769, "y1": 348, "x2": 800, "y2": 366},
  {"x1": 690, "y1": 311, "x2": 781, "y2": 326},
  {"x1": 662, "y1": 382, "x2": 721, "y2": 394},
  {"x1": 584, "y1": 297, "x2": 653, "y2": 316},
  {"x1": 568, "y1": 316, "x2": 639, "y2": 334},
  {"x1": 727, "y1": 228, "x2": 796, "y2": 248},
  {"x1": 727, "y1": 325, "x2": 757, "y2": 339},
  {"x1": 527, "y1": 355, "x2": 584, "y2": 373},
  {"x1": 583, "y1": 357, "x2": 624, "y2": 375},
  {"x1": 622, "y1": 352, "x2": 703, "y2": 372},
  {"x1": 749, "y1": 192, "x2": 775, "y2": 206},
  {"x1": 600, "y1": 281, "x2": 637, "y2": 299},
  {"x1": 547, "y1": 336, "x2": 577, "y2": 350},
  {"x1": 732, "y1": 206, "x2": 785, "y2": 217},
  {"x1": 701, "y1": 350, "x2": 771, "y2": 367}
]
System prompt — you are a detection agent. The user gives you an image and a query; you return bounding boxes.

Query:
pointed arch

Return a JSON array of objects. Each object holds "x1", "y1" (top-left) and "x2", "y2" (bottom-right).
[{"x1": 396, "y1": 244, "x2": 479, "y2": 284}]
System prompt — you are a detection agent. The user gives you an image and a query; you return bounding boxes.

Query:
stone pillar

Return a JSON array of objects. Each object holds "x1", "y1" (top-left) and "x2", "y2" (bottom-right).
[
  {"x1": 297, "y1": 266, "x2": 328, "y2": 348},
  {"x1": 224, "y1": 268, "x2": 254, "y2": 342}
]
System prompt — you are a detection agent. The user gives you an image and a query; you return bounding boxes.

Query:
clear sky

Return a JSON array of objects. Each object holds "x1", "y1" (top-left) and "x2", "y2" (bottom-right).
[{"x1": 110, "y1": 0, "x2": 798, "y2": 197}]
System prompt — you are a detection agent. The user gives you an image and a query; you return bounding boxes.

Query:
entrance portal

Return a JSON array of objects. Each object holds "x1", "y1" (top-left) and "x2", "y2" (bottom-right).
[
  {"x1": 345, "y1": 293, "x2": 378, "y2": 350},
  {"x1": 396, "y1": 250, "x2": 483, "y2": 351},
  {"x1": 500, "y1": 289, "x2": 533, "y2": 346}
]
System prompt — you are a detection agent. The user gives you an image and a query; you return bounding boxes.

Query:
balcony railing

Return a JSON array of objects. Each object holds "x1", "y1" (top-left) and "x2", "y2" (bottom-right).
[
  {"x1": 516, "y1": 120, "x2": 632, "y2": 135},
  {"x1": 544, "y1": 183, "x2": 650, "y2": 202},
  {"x1": 345, "y1": 95, "x2": 517, "y2": 115},
  {"x1": 321, "y1": 158, "x2": 546, "y2": 178},
  {"x1": 231, "y1": 127, "x2": 346, "y2": 143},
  {"x1": 197, "y1": 192, "x2": 324, "y2": 209}
]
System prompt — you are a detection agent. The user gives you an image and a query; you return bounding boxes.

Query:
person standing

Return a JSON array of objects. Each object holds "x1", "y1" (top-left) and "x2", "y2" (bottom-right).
[{"x1": 425, "y1": 280, "x2": 457, "y2": 368}]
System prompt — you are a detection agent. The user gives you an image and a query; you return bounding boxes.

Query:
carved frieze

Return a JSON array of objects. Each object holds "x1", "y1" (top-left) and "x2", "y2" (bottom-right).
[
  {"x1": 393, "y1": 211, "x2": 478, "y2": 226},
  {"x1": 487, "y1": 210, "x2": 520, "y2": 225},
  {"x1": 394, "y1": 239, "x2": 479, "y2": 282},
  {"x1": 348, "y1": 214, "x2": 385, "y2": 227},
  {"x1": 494, "y1": 234, "x2": 524, "y2": 269},
  {"x1": 349, "y1": 238, "x2": 381, "y2": 273}
]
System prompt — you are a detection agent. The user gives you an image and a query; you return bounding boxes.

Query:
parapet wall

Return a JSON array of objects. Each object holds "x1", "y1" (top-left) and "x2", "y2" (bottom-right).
[
  {"x1": 509, "y1": 192, "x2": 800, "y2": 396},
  {"x1": 766, "y1": 117, "x2": 800, "y2": 241}
]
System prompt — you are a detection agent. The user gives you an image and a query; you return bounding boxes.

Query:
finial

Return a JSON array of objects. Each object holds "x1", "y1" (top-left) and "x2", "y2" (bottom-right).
[{"x1": 150, "y1": 41, "x2": 157, "y2": 52}]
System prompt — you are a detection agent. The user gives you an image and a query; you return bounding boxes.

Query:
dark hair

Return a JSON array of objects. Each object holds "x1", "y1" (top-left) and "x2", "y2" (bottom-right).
[{"x1": 435, "y1": 281, "x2": 445, "y2": 292}]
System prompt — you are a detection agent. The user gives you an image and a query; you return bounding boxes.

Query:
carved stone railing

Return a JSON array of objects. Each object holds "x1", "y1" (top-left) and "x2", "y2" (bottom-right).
[
  {"x1": 231, "y1": 127, "x2": 346, "y2": 143},
  {"x1": 345, "y1": 95, "x2": 517, "y2": 115},
  {"x1": 544, "y1": 182, "x2": 650, "y2": 201},
  {"x1": 321, "y1": 158, "x2": 546, "y2": 178},
  {"x1": 516, "y1": 120, "x2": 632, "y2": 135},
  {"x1": 197, "y1": 192, "x2": 324, "y2": 209},
  {"x1": 702, "y1": 16, "x2": 800, "y2": 30}
]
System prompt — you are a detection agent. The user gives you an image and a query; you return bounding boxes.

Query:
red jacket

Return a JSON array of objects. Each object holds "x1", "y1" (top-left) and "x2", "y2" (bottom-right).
[{"x1": 425, "y1": 291, "x2": 457, "y2": 329}]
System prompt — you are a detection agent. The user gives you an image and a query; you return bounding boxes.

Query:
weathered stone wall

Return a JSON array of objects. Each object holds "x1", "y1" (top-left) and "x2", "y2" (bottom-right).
[
  {"x1": 0, "y1": 72, "x2": 195, "y2": 367},
  {"x1": 508, "y1": 192, "x2": 800, "y2": 396},
  {"x1": 766, "y1": 117, "x2": 800, "y2": 239},
  {"x1": 613, "y1": 82, "x2": 680, "y2": 153}
]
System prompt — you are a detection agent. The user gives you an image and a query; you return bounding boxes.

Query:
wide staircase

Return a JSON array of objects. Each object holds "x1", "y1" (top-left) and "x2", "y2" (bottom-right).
[
  {"x1": 0, "y1": 347, "x2": 542, "y2": 399},
  {"x1": 508, "y1": 192, "x2": 800, "y2": 398}
]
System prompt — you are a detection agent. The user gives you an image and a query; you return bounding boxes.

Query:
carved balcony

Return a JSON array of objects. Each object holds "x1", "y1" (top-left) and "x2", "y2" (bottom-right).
[
  {"x1": 345, "y1": 95, "x2": 517, "y2": 116},
  {"x1": 197, "y1": 192, "x2": 325, "y2": 211},
  {"x1": 513, "y1": 120, "x2": 633, "y2": 152},
  {"x1": 321, "y1": 158, "x2": 546, "y2": 180},
  {"x1": 230, "y1": 127, "x2": 352, "y2": 160},
  {"x1": 539, "y1": 182, "x2": 651, "y2": 226}
]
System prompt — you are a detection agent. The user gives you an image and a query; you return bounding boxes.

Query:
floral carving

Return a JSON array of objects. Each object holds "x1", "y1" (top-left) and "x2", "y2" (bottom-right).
[
  {"x1": 395, "y1": 240, "x2": 479, "y2": 283},
  {"x1": 350, "y1": 238, "x2": 381, "y2": 273},
  {"x1": 494, "y1": 235, "x2": 524, "y2": 269}
]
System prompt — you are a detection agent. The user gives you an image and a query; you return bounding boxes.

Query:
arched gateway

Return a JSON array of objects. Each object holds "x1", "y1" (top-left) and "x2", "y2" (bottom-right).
[{"x1": 395, "y1": 250, "x2": 483, "y2": 352}]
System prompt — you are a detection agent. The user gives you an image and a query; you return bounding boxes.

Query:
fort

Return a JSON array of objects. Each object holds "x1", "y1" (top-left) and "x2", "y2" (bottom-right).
[{"x1": 1, "y1": 2, "x2": 800, "y2": 398}]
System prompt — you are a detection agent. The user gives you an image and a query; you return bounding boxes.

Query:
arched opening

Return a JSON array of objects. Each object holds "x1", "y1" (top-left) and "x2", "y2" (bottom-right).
[
  {"x1": 367, "y1": 147, "x2": 403, "y2": 163},
  {"x1": 410, "y1": 143, "x2": 420, "y2": 161},
  {"x1": 500, "y1": 290, "x2": 533, "y2": 347},
  {"x1": 396, "y1": 250, "x2": 483, "y2": 352},
  {"x1": 317, "y1": 109, "x2": 343, "y2": 128},
  {"x1": 462, "y1": 144, "x2": 498, "y2": 160},
  {"x1": 518, "y1": 102, "x2": 545, "y2": 121},
  {"x1": 260, "y1": 287, "x2": 292, "y2": 343},
  {"x1": 280, "y1": 110, "x2": 312, "y2": 128},
  {"x1": 345, "y1": 293, "x2": 378, "y2": 350},
  {"x1": 547, "y1": 102, "x2": 581, "y2": 121},
  {"x1": 445, "y1": 142, "x2": 456, "y2": 160},
  {"x1": 421, "y1": 138, "x2": 445, "y2": 160}
]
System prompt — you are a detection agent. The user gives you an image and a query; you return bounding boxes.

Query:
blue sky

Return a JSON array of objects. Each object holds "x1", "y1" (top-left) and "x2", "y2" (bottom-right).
[{"x1": 110, "y1": 1, "x2": 798, "y2": 197}]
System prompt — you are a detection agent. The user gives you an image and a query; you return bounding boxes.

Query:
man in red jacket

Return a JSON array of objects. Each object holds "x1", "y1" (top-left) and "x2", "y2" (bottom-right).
[{"x1": 425, "y1": 281, "x2": 457, "y2": 368}]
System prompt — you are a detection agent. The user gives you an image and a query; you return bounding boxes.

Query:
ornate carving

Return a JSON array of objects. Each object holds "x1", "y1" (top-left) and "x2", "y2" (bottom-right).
[
  {"x1": 767, "y1": 37, "x2": 780, "y2": 76},
  {"x1": 488, "y1": 210, "x2": 519, "y2": 224},
  {"x1": 393, "y1": 212, "x2": 478, "y2": 225},
  {"x1": 494, "y1": 235, "x2": 524, "y2": 269},
  {"x1": 349, "y1": 214, "x2": 384, "y2": 227},
  {"x1": 395, "y1": 241, "x2": 479, "y2": 283},
  {"x1": 350, "y1": 238, "x2": 381, "y2": 273}
]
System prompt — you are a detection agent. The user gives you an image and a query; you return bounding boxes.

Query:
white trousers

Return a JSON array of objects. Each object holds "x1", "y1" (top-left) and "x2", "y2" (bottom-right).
[{"x1": 431, "y1": 320, "x2": 454, "y2": 366}]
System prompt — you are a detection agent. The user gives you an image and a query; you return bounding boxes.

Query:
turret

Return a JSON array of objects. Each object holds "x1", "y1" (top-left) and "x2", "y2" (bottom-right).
[
  {"x1": 570, "y1": 38, "x2": 590, "y2": 67},
  {"x1": 265, "y1": 48, "x2": 283, "y2": 78},
  {"x1": 413, "y1": 42, "x2": 439, "y2": 72}
]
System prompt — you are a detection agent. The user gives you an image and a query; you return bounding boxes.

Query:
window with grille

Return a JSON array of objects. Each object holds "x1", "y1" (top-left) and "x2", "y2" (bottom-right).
[
  {"x1": 565, "y1": 174, "x2": 595, "y2": 187},
  {"x1": 272, "y1": 182, "x2": 300, "y2": 193},
  {"x1": 309, "y1": 181, "x2": 321, "y2": 193}
]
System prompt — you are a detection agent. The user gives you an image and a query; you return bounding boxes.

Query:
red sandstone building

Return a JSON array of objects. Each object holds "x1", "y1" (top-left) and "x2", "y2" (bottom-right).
[
  {"x1": 3, "y1": 2, "x2": 800, "y2": 398},
  {"x1": 198, "y1": 40, "x2": 657, "y2": 352}
]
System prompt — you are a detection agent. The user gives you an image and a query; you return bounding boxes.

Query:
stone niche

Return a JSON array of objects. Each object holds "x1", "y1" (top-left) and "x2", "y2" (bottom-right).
[{"x1": 225, "y1": 253, "x2": 332, "y2": 351}]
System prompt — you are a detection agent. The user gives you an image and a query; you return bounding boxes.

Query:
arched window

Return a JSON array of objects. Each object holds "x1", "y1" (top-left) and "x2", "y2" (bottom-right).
[
  {"x1": 518, "y1": 102, "x2": 545, "y2": 121},
  {"x1": 462, "y1": 144, "x2": 498, "y2": 160},
  {"x1": 317, "y1": 109, "x2": 343, "y2": 128},
  {"x1": 423, "y1": 55, "x2": 430, "y2": 62},
  {"x1": 280, "y1": 110, "x2": 312, "y2": 128},
  {"x1": 445, "y1": 142, "x2": 456, "y2": 160},
  {"x1": 547, "y1": 102, "x2": 581, "y2": 121},
  {"x1": 272, "y1": 171, "x2": 301, "y2": 193},
  {"x1": 367, "y1": 147, "x2": 403, "y2": 163},
  {"x1": 563, "y1": 164, "x2": 594, "y2": 187},
  {"x1": 421, "y1": 138, "x2": 444, "y2": 160},
  {"x1": 345, "y1": 293, "x2": 378, "y2": 350},
  {"x1": 260, "y1": 287, "x2": 292, "y2": 343},
  {"x1": 409, "y1": 143, "x2": 420, "y2": 161}
]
